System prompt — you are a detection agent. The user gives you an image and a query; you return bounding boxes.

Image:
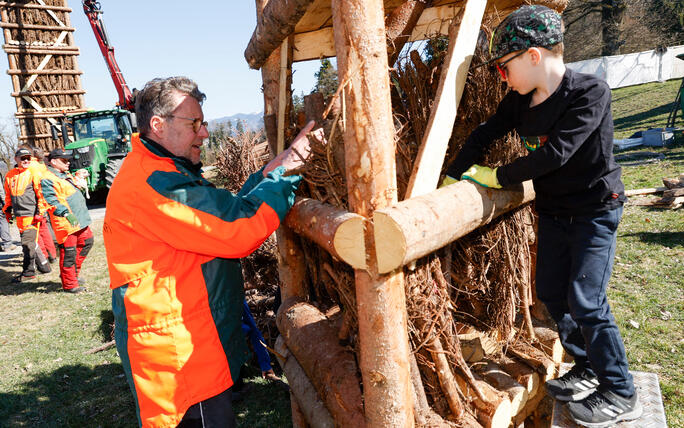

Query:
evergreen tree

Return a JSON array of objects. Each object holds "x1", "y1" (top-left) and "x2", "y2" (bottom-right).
[{"x1": 313, "y1": 59, "x2": 338, "y2": 99}]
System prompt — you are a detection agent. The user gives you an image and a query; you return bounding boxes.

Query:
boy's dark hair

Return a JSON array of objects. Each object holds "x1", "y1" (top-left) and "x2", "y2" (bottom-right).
[{"x1": 490, "y1": 5, "x2": 564, "y2": 61}]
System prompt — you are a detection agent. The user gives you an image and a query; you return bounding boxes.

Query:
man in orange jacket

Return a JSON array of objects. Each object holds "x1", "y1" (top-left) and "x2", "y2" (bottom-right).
[
  {"x1": 41, "y1": 148, "x2": 93, "y2": 294},
  {"x1": 3, "y1": 148, "x2": 51, "y2": 283},
  {"x1": 103, "y1": 76, "x2": 319, "y2": 428}
]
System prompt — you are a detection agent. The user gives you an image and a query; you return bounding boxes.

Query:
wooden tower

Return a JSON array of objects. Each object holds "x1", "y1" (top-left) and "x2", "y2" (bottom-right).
[{"x1": 0, "y1": 0, "x2": 86, "y2": 150}]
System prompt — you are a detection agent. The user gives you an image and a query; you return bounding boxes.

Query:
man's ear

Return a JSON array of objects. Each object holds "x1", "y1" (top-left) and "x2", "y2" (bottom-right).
[
  {"x1": 149, "y1": 115, "x2": 165, "y2": 138},
  {"x1": 528, "y1": 47, "x2": 542, "y2": 65}
]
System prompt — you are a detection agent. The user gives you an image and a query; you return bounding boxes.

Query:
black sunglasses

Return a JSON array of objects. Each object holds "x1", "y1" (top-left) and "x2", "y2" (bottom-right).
[{"x1": 495, "y1": 50, "x2": 527, "y2": 80}]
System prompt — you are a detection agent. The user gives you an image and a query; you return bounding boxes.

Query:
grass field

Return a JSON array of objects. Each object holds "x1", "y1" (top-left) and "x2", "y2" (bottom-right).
[{"x1": 1, "y1": 78, "x2": 683, "y2": 427}]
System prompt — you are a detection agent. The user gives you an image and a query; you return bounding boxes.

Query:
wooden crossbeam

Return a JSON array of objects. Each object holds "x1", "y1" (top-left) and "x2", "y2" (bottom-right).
[{"x1": 0, "y1": 2, "x2": 72, "y2": 12}]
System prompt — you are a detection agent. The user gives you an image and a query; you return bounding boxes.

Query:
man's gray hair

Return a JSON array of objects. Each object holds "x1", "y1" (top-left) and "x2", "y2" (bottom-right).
[{"x1": 135, "y1": 76, "x2": 206, "y2": 135}]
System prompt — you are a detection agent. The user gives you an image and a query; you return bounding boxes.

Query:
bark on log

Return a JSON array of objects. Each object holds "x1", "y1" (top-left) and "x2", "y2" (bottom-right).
[
  {"x1": 532, "y1": 326, "x2": 565, "y2": 364},
  {"x1": 274, "y1": 336, "x2": 335, "y2": 428},
  {"x1": 291, "y1": 392, "x2": 311, "y2": 428},
  {"x1": 496, "y1": 355, "x2": 540, "y2": 399},
  {"x1": 453, "y1": 374, "x2": 512, "y2": 428},
  {"x1": 331, "y1": 0, "x2": 413, "y2": 425},
  {"x1": 277, "y1": 300, "x2": 366, "y2": 427},
  {"x1": 507, "y1": 341, "x2": 556, "y2": 382},
  {"x1": 429, "y1": 337, "x2": 465, "y2": 418},
  {"x1": 374, "y1": 180, "x2": 535, "y2": 273},
  {"x1": 475, "y1": 362, "x2": 528, "y2": 416},
  {"x1": 245, "y1": 0, "x2": 314, "y2": 69},
  {"x1": 284, "y1": 197, "x2": 366, "y2": 269},
  {"x1": 386, "y1": 0, "x2": 432, "y2": 66}
]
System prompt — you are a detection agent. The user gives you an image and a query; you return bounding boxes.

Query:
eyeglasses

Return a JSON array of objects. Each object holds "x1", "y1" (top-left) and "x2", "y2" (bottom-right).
[
  {"x1": 495, "y1": 50, "x2": 527, "y2": 80},
  {"x1": 167, "y1": 115, "x2": 208, "y2": 133},
  {"x1": 19, "y1": 156, "x2": 31, "y2": 161}
]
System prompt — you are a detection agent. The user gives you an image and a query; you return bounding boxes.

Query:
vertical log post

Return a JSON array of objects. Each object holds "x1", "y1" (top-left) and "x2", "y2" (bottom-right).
[
  {"x1": 255, "y1": 0, "x2": 308, "y2": 303},
  {"x1": 331, "y1": 1, "x2": 413, "y2": 426}
]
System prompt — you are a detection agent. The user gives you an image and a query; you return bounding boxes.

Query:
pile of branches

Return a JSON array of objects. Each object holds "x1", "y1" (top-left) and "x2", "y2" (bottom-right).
[
  {"x1": 291, "y1": 32, "x2": 547, "y2": 424},
  {"x1": 212, "y1": 129, "x2": 280, "y2": 346}
]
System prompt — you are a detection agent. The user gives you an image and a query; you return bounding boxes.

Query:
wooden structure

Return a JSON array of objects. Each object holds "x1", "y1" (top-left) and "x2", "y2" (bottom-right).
[
  {"x1": 247, "y1": 0, "x2": 567, "y2": 427},
  {"x1": 0, "y1": 0, "x2": 86, "y2": 149}
]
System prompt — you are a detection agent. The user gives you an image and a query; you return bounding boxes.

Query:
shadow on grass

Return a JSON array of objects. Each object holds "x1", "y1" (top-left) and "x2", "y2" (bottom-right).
[
  {"x1": 233, "y1": 365, "x2": 292, "y2": 428},
  {"x1": 0, "y1": 362, "x2": 137, "y2": 427},
  {"x1": 0, "y1": 277, "x2": 63, "y2": 296},
  {"x1": 613, "y1": 103, "x2": 673, "y2": 132},
  {"x1": 621, "y1": 230, "x2": 684, "y2": 248},
  {"x1": 97, "y1": 310, "x2": 115, "y2": 343}
]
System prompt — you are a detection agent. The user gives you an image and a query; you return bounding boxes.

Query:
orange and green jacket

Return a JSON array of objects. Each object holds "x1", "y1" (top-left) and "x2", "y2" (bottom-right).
[
  {"x1": 103, "y1": 134, "x2": 299, "y2": 428},
  {"x1": 40, "y1": 166, "x2": 91, "y2": 244},
  {"x1": 3, "y1": 164, "x2": 44, "y2": 232}
]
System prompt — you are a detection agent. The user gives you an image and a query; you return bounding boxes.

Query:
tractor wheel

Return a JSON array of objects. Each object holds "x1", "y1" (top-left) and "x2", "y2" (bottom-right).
[{"x1": 105, "y1": 157, "x2": 124, "y2": 189}]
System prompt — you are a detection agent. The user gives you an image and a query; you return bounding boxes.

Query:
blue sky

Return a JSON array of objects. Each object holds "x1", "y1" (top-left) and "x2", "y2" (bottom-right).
[{"x1": 0, "y1": 1, "x2": 323, "y2": 123}]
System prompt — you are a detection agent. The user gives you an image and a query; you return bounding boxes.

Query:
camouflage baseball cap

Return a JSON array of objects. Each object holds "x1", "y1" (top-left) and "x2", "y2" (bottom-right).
[{"x1": 489, "y1": 5, "x2": 563, "y2": 61}]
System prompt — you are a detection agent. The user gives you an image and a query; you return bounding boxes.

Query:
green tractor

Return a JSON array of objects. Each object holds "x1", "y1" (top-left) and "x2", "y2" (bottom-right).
[{"x1": 54, "y1": 109, "x2": 134, "y2": 198}]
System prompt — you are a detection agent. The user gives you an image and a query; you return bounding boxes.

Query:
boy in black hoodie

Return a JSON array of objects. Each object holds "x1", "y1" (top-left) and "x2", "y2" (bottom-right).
[{"x1": 443, "y1": 5, "x2": 641, "y2": 427}]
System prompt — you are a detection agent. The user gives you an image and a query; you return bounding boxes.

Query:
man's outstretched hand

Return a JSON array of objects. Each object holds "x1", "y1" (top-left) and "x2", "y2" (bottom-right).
[{"x1": 263, "y1": 121, "x2": 326, "y2": 176}]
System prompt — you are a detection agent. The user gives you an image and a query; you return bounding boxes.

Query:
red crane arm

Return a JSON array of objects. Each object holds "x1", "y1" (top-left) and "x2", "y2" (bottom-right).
[{"x1": 83, "y1": 0, "x2": 134, "y2": 111}]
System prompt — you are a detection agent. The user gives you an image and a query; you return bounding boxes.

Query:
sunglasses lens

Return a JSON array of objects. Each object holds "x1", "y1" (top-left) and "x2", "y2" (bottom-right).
[{"x1": 496, "y1": 64, "x2": 506, "y2": 79}]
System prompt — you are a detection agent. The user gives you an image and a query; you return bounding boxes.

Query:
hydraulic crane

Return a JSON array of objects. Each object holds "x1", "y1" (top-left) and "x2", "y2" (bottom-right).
[
  {"x1": 53, "y1": 0, "x2": 136, "y2": 199},
  {"x1": 82, "y1": 0, "x2": 134, "y2": 111}
]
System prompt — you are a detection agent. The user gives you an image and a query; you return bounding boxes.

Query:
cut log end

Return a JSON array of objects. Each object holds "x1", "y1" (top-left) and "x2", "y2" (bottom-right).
[
  {"x1": 373, "y1": 211, "x2": 407, "y2": 273},
  {"x1": 333, "y1": 216, "x2": 367, "y2": 269}
]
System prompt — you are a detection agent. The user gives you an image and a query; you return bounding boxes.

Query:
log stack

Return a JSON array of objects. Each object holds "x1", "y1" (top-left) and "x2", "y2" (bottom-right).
[
  {"x1": 246, "y1": 0, "x2": 569, "y2": 427},
  {"x1": 0, "y1": 0, "x2": 87, "y2": 149}
]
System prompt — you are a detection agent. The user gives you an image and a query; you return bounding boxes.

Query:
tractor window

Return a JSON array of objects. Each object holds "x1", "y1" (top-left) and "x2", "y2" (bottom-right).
[{"x1": 73, "y1": 116, "x2": 118, "y2": 143}]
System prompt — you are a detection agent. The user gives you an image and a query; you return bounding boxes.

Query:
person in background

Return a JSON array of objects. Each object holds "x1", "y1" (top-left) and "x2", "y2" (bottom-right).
[
  {"x1": 40, "y1": 148, "x2": 93, "y2": 294},
  {"x1": 0, "y1": 170, "x2": 17, "y2": 252},
  {"x1": 103, "y1": 76, "x2": 320, "y2": 428},
  {"x1": 3, "y1": 148, "x2": 51, "y2": 283},
  {"x1": 30, "y1": 146, "x2": 58, "y2": 264},
  {"x1": 241, "y1": 299, "x2": 280, "y2": 381}
]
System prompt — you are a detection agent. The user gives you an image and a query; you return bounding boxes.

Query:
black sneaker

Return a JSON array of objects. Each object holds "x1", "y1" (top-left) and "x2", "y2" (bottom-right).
[
  {"x1": 546, "y1": 364, "x2": 599, "y2": 401},
  {"x1": 11, "y1": 274, "x2": 36, "y2": 284},
  {"x1": 567, "y1": 389, "x2": 642, "y2": 428}
]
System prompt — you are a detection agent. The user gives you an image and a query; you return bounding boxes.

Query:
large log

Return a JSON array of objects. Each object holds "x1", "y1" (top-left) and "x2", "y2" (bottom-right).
[
  {"x1": 331, "y1": 0, "x2": 413, "y2": 426},
  {"x1": 475, "y1": 361, "x2": 528, "y2": 416},
  {"x1": 496, "y1": 355, "x2": 540, "y2": 399},
  {"x1": 276, "y1": 300, "x2": 366, "y2": 427},
  {"x1": 274, "y1": 336, "x2": 335, "y2": 428},
  {"x1": 404, "y1": 0, "x2": 487, "y2": 199},
  {"x1": 374, "y1": 180, "x2": 535, "y2": 273},
  {"x1": 453, "y1": 373, "x2": 512, "y2": 428},
  {"x1": 386, "y1": 0, "x2": 432, "y2": 66},
  {"x1": 245, "y1": 0, "x2": 314, "y2": 69},
  {"x1": 285, "y1": 197, "x2": 366, "y2": 269},
  {"x1": 533, "y1": 326, "x2": 565, "y2": 364}
]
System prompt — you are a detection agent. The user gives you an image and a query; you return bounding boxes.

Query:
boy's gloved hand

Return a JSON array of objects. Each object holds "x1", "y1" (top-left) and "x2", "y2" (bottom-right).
[
  {"x1": 461, "y1": 164, "x2": 502, "y2": 189},
  {"x1": 439, "y1": 175, "x2": 459, "y2": 188},
  {"x1": 65, "y1": 213, "x2": 79, "y2": 227}
]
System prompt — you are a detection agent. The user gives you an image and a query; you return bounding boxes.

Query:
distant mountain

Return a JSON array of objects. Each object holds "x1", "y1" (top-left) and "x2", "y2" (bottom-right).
[{"x1": 208, "y1": 112, "x2": 263, "y2": 132}]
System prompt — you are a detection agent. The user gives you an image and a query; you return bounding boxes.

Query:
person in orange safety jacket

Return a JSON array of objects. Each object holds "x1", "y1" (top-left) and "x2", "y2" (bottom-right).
[
  {"x1": 103, "y1": 76, "x2": 321, "y2": 428},
  {"x1": 40, "y1": 148, "x2": 93, "y2": 294},
  {"x1": 30, "y1": 146, "x2": 58, "y2": 264},
  {"x1": 3, "y1": 147, "x2": 51, "y2": 283}
]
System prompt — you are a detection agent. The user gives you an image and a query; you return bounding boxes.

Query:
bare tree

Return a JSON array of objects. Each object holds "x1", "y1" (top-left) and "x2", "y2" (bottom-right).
[
  {"x1": 0, "y1": 116, "x2": 19, "y2": 173},
  {"x1": 564, "y1": 0, "x2": 627, "y2": 56}
]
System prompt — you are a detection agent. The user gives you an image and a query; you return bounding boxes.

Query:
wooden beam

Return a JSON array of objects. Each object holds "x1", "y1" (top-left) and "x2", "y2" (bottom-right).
[
  {"x1": 244, "y1": 0, "x2": 314, "y2": 69},
  {"x1": 2, "y1": 47, "x2": 79, "y2": 55},
  {"x1": 276, "y1": 37, "x2": 291, "y2": 154},
  {"x1": 0, "y1": 22, "x2": 74, "y2": 31},
  {"x1": 0, "y1": 2, "x2": 72, "y2": 12},
  {"x1": 374, "y1": 180, "x2": 535, "y2": 274},
  {"x1": 404, "y1": 0, "x2": 486, "y2": 199},
  {"x1": 276, "y1": 300, "x2": 366, "y2": 427},
  {"x1": 7, "y1": 69, "x2": 82, "y2": 75},
  {"x1": 274, "y1": 336, "x2": 335, "y2": 428},
  {"x1": 331, "y1": 0, "x2": 413, "y2": 426},
  {"x1": 386, "y1": 0, "x2": 432, "y2": 66},
  {"x1": 11, "y1": 89, "x2": 85, "y2": 97},
  {"x1": 285, "y1": 197, "x2": 366, "y2": 269}
]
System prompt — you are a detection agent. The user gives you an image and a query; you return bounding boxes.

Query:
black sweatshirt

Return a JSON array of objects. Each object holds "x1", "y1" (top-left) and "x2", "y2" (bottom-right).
[{"x1": 446, "y1": 68, "x2": 625, "y2": 216}]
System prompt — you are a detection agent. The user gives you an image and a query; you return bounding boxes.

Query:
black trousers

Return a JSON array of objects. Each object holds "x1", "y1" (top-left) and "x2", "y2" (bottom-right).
[
  {"x1": 177, "y1": 388, "x2": 236, "y2": 428},
  {"x1": 20, "y1": 228, "x2": 50, "y2": 276}
]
